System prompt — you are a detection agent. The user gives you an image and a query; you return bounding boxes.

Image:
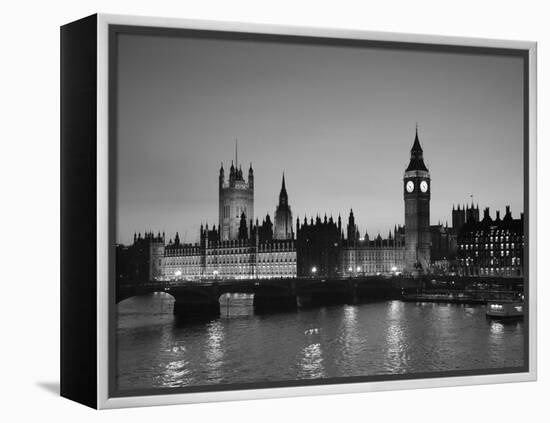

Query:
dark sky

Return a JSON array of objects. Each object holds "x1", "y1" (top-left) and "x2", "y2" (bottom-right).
[{"x1": 116, "y1": 32, "x2": 524, "y2": 245}]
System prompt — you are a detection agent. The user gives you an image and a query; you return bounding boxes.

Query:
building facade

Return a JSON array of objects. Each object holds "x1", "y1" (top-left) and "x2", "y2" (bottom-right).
[
  {"x1": 218, "y1": 157, "x2": 254, "y2": 241},
  {"x1": 116, "y1": 130, "x2": 523, "y2": 283},
  {"x1": 457, "y1": 206, "x2": 524, "y2": 277},
  {"x1": 340, "y1": 210, "x2": 406, "y2": 276},
  {"x1": 116, "y1": 232, "x2": 165, "y2": 283},
  {"x1": 296, "y1": 210, "x2": 407, "y2": 278},
  {"x1": 403, "y1": 128, "x2": 431, "y2": 272},
  {"x1": 339, "y1": 229, "x2": 406, "y2": 276},
  {"x1": 162, "y1": 221, "x2": 297, "y2": 280},
  {"x1": 161, "y1": 168, "x2": 295, "y2": 280},
  {"x1": 296, "y1": 215, "x2": 341, "y2": 277},
  {"x1": 452, "y1": 203, "x2": 480, "y2": 231},
  {"x1": 430, "y1": 223, "x2": 456, "y2": 274}
]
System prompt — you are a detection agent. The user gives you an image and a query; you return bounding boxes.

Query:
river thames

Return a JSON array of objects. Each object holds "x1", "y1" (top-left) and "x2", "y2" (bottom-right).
[{"x1": 115, "y1": 293, "x2": 524, "y2": 391}]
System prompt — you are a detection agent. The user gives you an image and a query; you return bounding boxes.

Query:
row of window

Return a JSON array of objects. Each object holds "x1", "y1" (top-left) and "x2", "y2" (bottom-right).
[
  {"x1": 165, "y1": 253, "x2": 296, "y2": 264},
  {"x1": 459, "y1": 243, "x2": 522, "y2": 250},
  {"x1": 460, "y1": 257, "x2": 521, "y2": 265},
  {"x1": 472, "y1": 229, "x2": 523, "y2": 235},
  {"x1": 469, "y1": 235, "x2": 521, "y2": 243},
  {"x1": 465, "y1": 250, "x2": 517, "y2": 257},
  {"x1": 165, "y1": 249, "x2": 200, "y2": 256},
  {"x1": 191, "y1": 245, "x2": 297, "y2": 254},
  {"x1": 165, "y1": 260, "x2": 201, "y2": 265},
  {"x1": 478, "y1": 267, "x2": 521, "y2": 274},
  {"x1": 346, "y1": 253, "x2": 404, "y2": 260},
  {"x1": 168, "y1": 266, "x2": 296, "y2": 277},
  {"x1": 343, "y1": 265, "x2": 400, "y2": 272}
]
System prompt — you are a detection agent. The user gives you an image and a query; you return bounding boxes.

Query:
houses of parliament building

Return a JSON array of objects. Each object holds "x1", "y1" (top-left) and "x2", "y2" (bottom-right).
[
  {"x1": 161, "y1": 150, "x2": 298, "y2": 281},
  {"x1": 116, "y1": 130, "x2": 523, "y2": 284}
]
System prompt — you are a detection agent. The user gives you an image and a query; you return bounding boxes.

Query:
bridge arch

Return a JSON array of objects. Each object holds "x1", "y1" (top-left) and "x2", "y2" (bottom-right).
[{"x1": 116, "y1": 288, "x2": 175, "y2": 304}]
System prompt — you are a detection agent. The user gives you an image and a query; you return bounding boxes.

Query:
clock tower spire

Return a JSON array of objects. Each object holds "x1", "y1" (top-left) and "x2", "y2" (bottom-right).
[{"x1": 404, "y1": 127, "x2": 431, "y2": 273}]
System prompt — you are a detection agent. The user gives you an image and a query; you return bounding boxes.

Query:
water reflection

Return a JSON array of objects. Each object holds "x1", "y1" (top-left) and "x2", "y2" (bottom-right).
[
  {"x1": 219, "y1": 293, "x2": 254, "y2": 317},
  {"x1": 490, "y1": 321, "x2": 504, "y2": 335},
  {"x1": 338, "y1": 305, "x2": 359, "y2": 368},
  {"x1": 157, "y1": 334, "x2": 194, "y2": 388},
  {"x1": 299, "y1": 342, "x2": 326, "y2": 379},
  {"x1": 343, "y1": 305, "x2": 357, "y2": 326},
  {"x1": 160, "y1": 358, "x2": 193, "y2": 388},
  {"x1": 488, "y1": 321, "x2": 506, "y2": 351},
  {"x1": 205, "y1": 320, "x2": 225, "y2": 382},
  {"x1": 435, "y1": 303, "x2": 452, "y2": 320},
  {"x1": 388, "y1": 300, "x2": 402, "y2": 319},
  {"x1": 116, "y1": 295, "x2": 525, "y2": 391},
  {"x1": 384, "y1": 301, "x2": 409, "y2": 373}
]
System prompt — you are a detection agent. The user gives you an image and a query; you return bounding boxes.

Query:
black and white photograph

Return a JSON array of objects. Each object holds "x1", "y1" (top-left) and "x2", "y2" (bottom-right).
[
  {"x1": 112, "y1": 25, "x2": 529, "y2": 396},
  {"x1": 4, "y1": 0, "x2": 550, "y2": 418},
  {"x1": 4, "y1": 0, "x2": 549, "y2": 419}
]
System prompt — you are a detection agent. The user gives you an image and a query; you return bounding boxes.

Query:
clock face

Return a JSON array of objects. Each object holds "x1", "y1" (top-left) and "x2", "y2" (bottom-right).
[
  {"x1": 406, "y1": 181, "x2": 414, "y2": 193},
  {"x1": 420, "y1": 181, "x2": 428, "y2": 193}
]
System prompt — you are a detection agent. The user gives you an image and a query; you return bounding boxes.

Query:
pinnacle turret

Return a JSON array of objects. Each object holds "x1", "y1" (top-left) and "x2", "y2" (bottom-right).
[{"x1": 405, "y1": 126, "x2": 429, "y2": 172}]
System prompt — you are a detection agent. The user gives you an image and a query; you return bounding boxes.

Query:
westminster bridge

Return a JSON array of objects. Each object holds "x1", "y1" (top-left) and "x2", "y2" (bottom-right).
[{"x1": 116, "y1": 275, "x2": 523, "y2": 319}]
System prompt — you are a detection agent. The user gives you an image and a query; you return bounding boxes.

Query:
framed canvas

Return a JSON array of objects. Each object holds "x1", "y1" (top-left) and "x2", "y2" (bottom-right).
[{"x1": 60, "y1": 13, "x2": 537, "y2": 409}]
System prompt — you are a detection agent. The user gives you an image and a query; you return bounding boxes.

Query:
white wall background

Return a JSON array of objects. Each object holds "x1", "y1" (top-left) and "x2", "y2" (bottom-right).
[{"x1": 1, "y1": 0, "x2": 547, "y2": 421}]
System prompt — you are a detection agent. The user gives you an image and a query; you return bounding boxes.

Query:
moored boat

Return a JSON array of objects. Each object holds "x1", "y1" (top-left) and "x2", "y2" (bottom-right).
[{"x1": 486, "y1": 301, "x2": 524, "y2": 319}]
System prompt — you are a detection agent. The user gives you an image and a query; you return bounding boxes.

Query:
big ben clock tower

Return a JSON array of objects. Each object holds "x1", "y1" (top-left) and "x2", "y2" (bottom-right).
[{"x1": 404, "y1": 127, "x2": 431, "y2": 273}]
